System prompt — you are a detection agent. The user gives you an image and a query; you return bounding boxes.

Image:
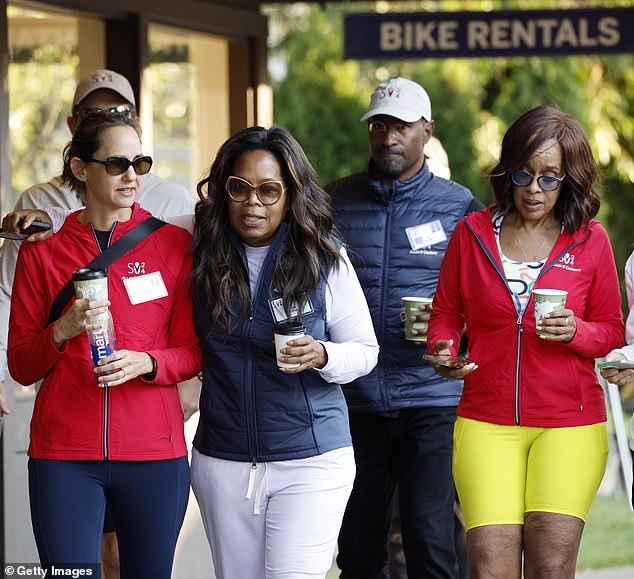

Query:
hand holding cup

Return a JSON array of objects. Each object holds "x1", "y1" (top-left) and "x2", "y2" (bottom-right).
[
  {"x1": 533, "y1": 289, "x2": 576, "y2": 341},
  {"x1": 274, "y1": 322, "x2": 328, "y2": 373},
  {"x1": 536, "y1": 308, "x2": 577, "y2": 341},
  {"x1": 401, "y1": 297, "x2": 433, "y2": 341}
]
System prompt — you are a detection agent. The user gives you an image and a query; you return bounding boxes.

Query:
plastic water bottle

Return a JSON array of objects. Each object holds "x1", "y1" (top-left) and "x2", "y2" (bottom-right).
[{"x1": 87, "y1": 308, "x2": 118, "y2": 371}]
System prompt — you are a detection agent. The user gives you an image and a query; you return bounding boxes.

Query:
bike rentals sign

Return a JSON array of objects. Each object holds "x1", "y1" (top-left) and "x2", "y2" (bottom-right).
[{"x1": 344, "y1": 8, "x2": 634, "y2": 59}]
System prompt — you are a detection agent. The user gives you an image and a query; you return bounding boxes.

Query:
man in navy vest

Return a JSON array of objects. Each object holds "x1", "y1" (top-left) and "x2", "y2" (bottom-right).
[{"x1": 329, "y1": 77, "x2": 482, "y2": 579}]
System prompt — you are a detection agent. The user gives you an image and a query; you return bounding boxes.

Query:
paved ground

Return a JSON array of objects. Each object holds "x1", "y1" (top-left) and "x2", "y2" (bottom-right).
[
  {"x1": 326, "y1": 565, "x2": 634, "y2": 578},
  {"x1": 576, "y1": 567, "x2": 634, "y2": 578}
]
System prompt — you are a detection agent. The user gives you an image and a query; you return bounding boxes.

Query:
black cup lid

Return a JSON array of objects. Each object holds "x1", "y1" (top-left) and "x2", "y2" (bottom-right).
[
  {"x1": 274, "y1": 321, "x2": 305, "y2": 335},
  {"x1": 72, "y1": 267, "x2": 107, "y2": 281}
]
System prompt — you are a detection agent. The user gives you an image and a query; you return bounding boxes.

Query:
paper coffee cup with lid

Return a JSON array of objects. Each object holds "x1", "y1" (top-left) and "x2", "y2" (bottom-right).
[{"x1": 274, "y1": 321, "x2": 305, "y2": 369}]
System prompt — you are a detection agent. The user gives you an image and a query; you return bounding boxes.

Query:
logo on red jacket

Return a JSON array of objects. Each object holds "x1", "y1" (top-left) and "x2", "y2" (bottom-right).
[
  {"x1": 554, "y1": 252, "x2": 580, "y2": 273},
  {"x1": 127, "y1": 261, "x2": 146, "y2": 275}
]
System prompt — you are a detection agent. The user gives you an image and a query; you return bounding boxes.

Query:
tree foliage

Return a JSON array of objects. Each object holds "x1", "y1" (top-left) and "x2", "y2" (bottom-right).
[{"x1": 266, "y1": 0, "x2": 634, "y2": 286}]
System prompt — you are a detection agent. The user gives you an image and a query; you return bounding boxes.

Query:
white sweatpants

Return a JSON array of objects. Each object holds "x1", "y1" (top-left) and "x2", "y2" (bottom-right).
[{"x1": 191, "y1": 446, "x2": 355, "y2": 579}]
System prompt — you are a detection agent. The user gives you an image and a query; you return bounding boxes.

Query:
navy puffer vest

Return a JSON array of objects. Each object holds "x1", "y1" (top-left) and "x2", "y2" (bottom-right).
[
  {"x1": 193, "y1": 223, "x2": 351, "y2": 461},
  {"x1": 329, "y1": 162, "x2": 475, "y2": 412}
]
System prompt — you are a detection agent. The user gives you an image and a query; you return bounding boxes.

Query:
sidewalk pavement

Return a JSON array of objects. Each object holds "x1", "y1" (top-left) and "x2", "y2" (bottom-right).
[
  {"x1": 576, "y1": 566, "x2": 634, "y2": 578},
  {"x1": 327, "y1": 564, "x2": 634, "y2": 578}
]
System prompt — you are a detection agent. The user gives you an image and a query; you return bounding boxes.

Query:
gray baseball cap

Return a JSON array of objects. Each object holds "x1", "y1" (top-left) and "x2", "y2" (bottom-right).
[{"x1": 73, "y1": 69, "x2": 136, "y2": 107}]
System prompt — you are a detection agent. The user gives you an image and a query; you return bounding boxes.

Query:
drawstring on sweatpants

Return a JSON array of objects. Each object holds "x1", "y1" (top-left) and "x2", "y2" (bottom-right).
[{"x1": 245, "y1": 460, "x2": 267, "y2": 515}]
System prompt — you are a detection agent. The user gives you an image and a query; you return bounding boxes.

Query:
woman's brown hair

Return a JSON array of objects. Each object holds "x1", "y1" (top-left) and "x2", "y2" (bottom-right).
[{"x1": 489, "y1": 104, "x2": 600, "y2": 234}]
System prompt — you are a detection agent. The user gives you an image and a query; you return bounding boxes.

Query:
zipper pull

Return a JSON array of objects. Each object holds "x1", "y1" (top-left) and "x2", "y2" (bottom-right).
[{"x1": 245, "y1": 460, "x2": 257, "y2": 499}]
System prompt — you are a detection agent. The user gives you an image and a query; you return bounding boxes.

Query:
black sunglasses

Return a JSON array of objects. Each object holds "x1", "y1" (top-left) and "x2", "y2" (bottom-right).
[{"x1": 86, "y1": 155, "x2": 153, "y2": 176}]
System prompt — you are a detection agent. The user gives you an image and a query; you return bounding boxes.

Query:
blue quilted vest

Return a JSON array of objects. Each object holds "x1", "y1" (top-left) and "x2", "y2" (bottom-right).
[
  {"x1": 329, "y1": 162, "x2": 475, "y2": 412},
  {"x1": 193, "y1": 223, "x2": 351, "y2": 461}
]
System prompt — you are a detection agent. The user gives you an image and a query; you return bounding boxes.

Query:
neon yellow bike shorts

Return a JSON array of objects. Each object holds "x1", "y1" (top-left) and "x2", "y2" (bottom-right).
[{"x1": 453, "y1": 417, "x2": 608, "y2": 531}]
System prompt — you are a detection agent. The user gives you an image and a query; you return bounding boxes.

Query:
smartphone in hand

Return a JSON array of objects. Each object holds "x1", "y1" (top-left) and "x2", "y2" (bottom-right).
[
  {"x1": 422, "y1": 354, "x2": 474, "y2": 369},
  {"x1": 597, "y1": 360, "x2": 634, "y2": 371},
  {"x1": 0, "y1": 220, "x2": 51, "y2": 240}
]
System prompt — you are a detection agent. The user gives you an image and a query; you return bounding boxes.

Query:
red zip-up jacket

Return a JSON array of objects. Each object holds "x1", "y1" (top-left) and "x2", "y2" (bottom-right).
[
  {"x1": 427, "y1": 207, "x2": 624, "y2": 427},
  {"x1": 8, "y1": 203, "x2": 202, "y2": 460}
]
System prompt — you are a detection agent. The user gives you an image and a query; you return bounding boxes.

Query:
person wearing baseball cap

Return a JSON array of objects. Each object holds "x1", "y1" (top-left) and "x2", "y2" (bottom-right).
[
  {"x1": 359, "y1": 76, "x2": 432, "y2": 124},
  {"x1": 68, "y1": 69, "x2": 136, "y2": 133},
  {"x1": 328, "y1": 78, "x2": 483, "y2": 578},
  {"x1": 73, "y1": 69, "x2": 136, "y2": 107},
  {"x1": 0, "y1": 68, "x2": 196, "y2": 579}
]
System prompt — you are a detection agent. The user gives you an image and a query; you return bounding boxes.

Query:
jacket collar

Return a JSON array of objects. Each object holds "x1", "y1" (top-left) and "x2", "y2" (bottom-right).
[
  {"x1": 465, "y1": 205, "x2": 595, "y2": 267},
  {"x1": 65, "y1": 202, "x2": 153, "y2": 242}
]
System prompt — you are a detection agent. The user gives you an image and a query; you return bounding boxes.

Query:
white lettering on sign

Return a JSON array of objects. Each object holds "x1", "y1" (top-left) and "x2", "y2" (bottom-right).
[
  {"x1": 439, "y1": 21, "x2": 459, "y2": 49},
  {"x1": 468, "y1": 21, "x2": 487, "y2": 49},
  {"x1": 597, "y1": 17, "x2": 620, "y2": 46},
  {"x1": 380, "y1": 20, "x2": 458, "y2": 51},
  {"x1": 381, "y1": 22, "x2": 403, "y2": 50},
  {"x1": 490, "y1": 19, "x2": 511, "y2": 48},
  {"x1": 382, "y1": 16, "x2": 621, "y2": 53}
]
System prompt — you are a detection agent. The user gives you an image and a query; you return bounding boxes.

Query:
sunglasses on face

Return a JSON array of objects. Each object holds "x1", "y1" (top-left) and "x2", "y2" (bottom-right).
[
  {"x1": 225, "y1": 176, "x2": 286, "y2": 206},
  {"x1": 511, "y1": 170, "x2": 565, "y2": 192},
  {"x1": 86, "y1": 155, "x2": 153, "y2": 176},
  {"x1": 73, "y1": 104, "x2": 135, "y2": 121}
]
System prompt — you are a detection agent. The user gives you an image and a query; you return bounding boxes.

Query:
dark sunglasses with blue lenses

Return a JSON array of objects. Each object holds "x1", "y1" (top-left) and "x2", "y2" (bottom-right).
[
  {"x1": 511, "y1": 170, "x2": 565, "y2": 192},
  {"x1": 86, "y1": 155, "x2": 153, "y2": 176}
]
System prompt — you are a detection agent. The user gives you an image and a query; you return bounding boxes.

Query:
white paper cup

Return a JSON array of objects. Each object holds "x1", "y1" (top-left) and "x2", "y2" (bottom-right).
[
  {"x1": 401, "y1": 297, "x2": 433, "y2": 342},
  {"x1": 533, "y1": 289, "x2": 568, "y2": 337},
  {"x1": 274, "y1": 322, "x2": 305, "y2": 369}
]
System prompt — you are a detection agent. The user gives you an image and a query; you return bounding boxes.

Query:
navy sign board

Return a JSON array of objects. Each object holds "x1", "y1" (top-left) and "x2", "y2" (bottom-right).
[{"x1": 344, "y1": 8, "x2": 634, "y2": 59}]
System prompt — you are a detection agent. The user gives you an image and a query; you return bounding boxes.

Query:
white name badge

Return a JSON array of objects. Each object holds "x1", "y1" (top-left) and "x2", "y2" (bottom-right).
[
  {"x1": 268, "y1": 297, "x2": 314, "y2": 323},
  {"x1": 405, "y1": 220, "x2": 447, "y2": 251},
  {"x1": 123, "y1": 271, "x2": 169, "y2": 305}
]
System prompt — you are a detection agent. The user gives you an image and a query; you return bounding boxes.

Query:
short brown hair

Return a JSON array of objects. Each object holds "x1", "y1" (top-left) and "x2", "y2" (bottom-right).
[{"x1": 62, "y1": 112, "x2": 141, "y2": 202}]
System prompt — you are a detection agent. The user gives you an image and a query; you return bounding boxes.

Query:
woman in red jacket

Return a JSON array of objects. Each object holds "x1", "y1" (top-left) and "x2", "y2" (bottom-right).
[
  {"x1": 8, "y1": 113, "x2": 201, "y2": 578},
  {"x1": 427, "y1": 105, "x2": 623, "y2": 579}
]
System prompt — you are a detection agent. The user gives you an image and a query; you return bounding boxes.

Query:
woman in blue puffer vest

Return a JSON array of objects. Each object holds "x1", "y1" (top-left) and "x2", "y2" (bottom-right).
[{"x1": 190, "y1": 126, "x2": 379, "y2": 579}]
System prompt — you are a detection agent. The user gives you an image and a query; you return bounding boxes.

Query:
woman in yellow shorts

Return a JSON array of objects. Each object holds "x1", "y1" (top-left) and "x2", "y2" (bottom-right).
[{"x1": 427, "y1": 106, "x2": 624, "y2": 578}]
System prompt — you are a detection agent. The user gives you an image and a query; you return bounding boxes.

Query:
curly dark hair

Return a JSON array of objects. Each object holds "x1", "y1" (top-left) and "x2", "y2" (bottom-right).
[
  {"x1": 489, "y1": 105, "x2": 600, "y2": 234},
  {"x1": 61, "y1": 112, "x2": 141, "y2": 203},
  {"x1": 192, "y1": 126, "x2": 343, "y2": 333}
]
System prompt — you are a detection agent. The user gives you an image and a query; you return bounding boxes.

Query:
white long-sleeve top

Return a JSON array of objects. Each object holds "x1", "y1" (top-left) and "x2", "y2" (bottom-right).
[{"x1": 46, "y1": 210, "x2": 379, "y2": 384}]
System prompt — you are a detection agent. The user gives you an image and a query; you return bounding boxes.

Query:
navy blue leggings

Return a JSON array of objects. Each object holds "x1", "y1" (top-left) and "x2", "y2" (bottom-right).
[{"x1": 28, "y1": 457, "x2": 189, "y2": 579}]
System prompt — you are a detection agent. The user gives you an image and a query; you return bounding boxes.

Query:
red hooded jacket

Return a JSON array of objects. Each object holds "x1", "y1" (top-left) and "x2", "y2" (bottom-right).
[
  {"x1": 427, "y1": 207, "x2": 624, "y2": 427},
  {"x1": 9, "y1": 203, "x2": 201, "y2": 460}
]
